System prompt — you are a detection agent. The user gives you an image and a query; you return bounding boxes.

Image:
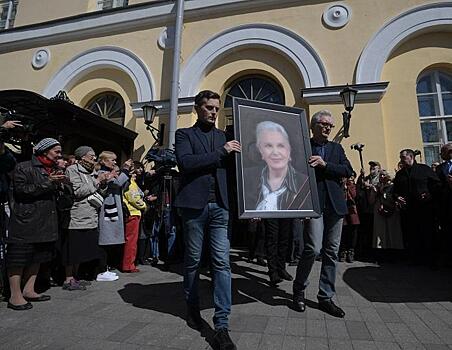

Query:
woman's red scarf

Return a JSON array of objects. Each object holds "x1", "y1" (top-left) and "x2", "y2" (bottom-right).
[{"x1": 36, "y1": 155, "x2": 55, "y2": 175}]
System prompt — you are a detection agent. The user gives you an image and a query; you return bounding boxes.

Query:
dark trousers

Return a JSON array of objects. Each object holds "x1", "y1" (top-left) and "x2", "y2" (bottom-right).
[
  {"x1": 264, "y1": 218, "x2": 291, "y2": 275},
  {"x1": 400, "y1": 204, "x2": 435, "y2": 264},
  {"x1": 340, "y1": 224, "x2": 359, "y2": 251},
  {"x1": 248, "y1": 220, "x2": 265, "y2": 259}
]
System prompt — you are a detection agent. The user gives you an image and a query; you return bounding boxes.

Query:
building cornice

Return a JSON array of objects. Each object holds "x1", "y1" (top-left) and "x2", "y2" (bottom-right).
[
  {"x1": 131, "y1": 97, "x2": 195, "y2": 118},
  {"x1": 301, "y1": 82, "x2": 389, "y2": 104},
  {"x1": 0, "y1": 0, "x2": 310, "y2": 53}
]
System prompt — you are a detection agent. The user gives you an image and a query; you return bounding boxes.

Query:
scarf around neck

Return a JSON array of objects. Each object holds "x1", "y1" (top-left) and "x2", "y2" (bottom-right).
[{"x1": 36, "y1": 155, "x2": 55, "y2": 174}]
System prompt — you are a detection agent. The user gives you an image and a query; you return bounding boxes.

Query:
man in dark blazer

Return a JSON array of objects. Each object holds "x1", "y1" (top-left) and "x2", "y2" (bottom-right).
[
  {"x1": 292, "y1": 110, "x2": 353, "y2": 318},
  {"x1": 174, "y1": 90, "x2": 240, "y2": 350},
  {"x1": 393, "y1": 148, "x2": 441, "y2": 267}
]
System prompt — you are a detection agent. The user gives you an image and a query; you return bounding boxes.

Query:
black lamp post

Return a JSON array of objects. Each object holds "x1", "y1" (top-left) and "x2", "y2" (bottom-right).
[
  {"x1": 340, "y1": 85, "x2": 358, "y2": 138},
  {"x1": 142, "y1": 104, "x2": 160, "y2": 144}
]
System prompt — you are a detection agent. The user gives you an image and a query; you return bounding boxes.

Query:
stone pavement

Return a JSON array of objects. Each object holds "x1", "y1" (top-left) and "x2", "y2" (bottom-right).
[{"x1": 1, "y1": 250, "x2": 452, "y2": 350}]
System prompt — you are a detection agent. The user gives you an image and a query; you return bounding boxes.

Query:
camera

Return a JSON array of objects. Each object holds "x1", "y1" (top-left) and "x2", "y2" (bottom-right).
[
  {"x1": 0, "y1": 110, "x2": 34, "y2": 144},
  {"x1": 351, "y1": 143, "x2": 365, "y2": 151},
  {"x1": 144, "y1": 148, "x2": 177, "y2": 172}
]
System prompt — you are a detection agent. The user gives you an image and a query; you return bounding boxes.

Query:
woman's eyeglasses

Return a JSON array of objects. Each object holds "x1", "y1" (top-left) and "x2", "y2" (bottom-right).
[{"x1": 317, "y1": 122, "x2": 335, "y2": 129}]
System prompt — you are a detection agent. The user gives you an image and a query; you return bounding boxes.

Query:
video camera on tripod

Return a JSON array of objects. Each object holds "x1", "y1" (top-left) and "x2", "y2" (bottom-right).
[
  {"x1": 0, "y1": 107, "x2": 35, "y2": 145},
  {"x1": 144, "y1": 148, "x2": 177, "y2": 173}
]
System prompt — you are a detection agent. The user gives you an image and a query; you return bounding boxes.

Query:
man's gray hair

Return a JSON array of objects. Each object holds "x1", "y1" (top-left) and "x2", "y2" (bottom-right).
[
  {"x1": 311, "y1": 110, "x2": 333, "y2": 128},
  {"x1": 256, "y1": 121, "x2": 290, "y2": 147}
]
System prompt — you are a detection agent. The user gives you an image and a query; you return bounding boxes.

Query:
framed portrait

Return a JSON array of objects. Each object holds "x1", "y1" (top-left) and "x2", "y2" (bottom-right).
[{"x1": 233, "y1": 98, "x2": 320, "y2": 219}]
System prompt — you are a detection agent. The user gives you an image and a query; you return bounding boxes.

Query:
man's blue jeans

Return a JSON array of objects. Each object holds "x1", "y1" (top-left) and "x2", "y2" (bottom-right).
[
  {"x1": 294, "y1": 204, "x2": 343, "y2": 301},
  {"x1": 179, "y1": 203, "x2": 231, "y2": 330}
]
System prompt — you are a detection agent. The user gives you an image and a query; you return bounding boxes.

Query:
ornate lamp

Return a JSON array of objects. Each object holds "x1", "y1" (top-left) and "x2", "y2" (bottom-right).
[
  {"x1": 142, "y1": 104, "x2": 160, "y2": 145},
  {"x1": 340, "y1": 85, "x2": 358, "y2": 138}
]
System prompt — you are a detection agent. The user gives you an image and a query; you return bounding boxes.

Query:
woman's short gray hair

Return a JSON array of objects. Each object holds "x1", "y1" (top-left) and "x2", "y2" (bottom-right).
[
  {"x1": 311, "y1": 110, "x2": 333, "y2": 128},
  {"x1": 256, "y1": 121, "x2": 290, "y2": 147}
]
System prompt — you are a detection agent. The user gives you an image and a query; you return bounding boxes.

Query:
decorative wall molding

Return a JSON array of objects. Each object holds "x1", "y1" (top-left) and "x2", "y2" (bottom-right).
[
  {"x1": 356, "y1": 1, "x2": 452, "y2": 84},
  {"x1": 179, "y1": 23, "x2": 328, "y2": 98},
  {"x1": 0, "y1": 0, "x2": 320, "y2": 53},
  {"x1": 301, "y1": 82, "x2": 389, "y2": 104},
  {"x1": 43, "y1": 46, "x2": 155, "y2": 102},
  {"x1": 131, "y1": 97, "x2": 195, "y2": 118},
  {"x1": 322, "y1": 3, "x2": 352, "y2": 29},
  {"x1": 31, "y1": 48, "x2": 50, "y2": 69}
]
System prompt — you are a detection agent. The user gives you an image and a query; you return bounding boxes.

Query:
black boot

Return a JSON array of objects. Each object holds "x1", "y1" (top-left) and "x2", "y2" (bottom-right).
[
  {"x1": 339, "y1": 250, "x2": 347, "y2": 262},
  {"x1": 346, "y1": 249, "x2": 354, "y2": 263},
  {"x1": 186, "y1": 304, "x2": 203, "y2": 330},
  {"x1": 279, "y1": 269, "x2": 293, "y2": 281},
  {"x1": 318, "y1": 300, "x2": 345, "y2": 318},
  {"x1": 214, "y1": 328, "x2": 237, "y2": 350},
  {"x1": 292, "y1": 289, "x2": 306, "y2": 312},
  {"x1": 269, "y1": 272, "x2": 283, "y2": 286}
]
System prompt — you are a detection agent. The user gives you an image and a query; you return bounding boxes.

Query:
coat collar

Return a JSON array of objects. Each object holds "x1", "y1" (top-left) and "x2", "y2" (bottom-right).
[{"x1": 193, "y1": 122, "x2": 222, "y2": 153}]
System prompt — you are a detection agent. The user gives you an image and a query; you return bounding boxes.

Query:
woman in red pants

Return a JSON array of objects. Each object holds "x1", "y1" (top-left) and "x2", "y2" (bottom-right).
[{"x1": 122, "y1": 163, "x2": 147, "y2": 273}]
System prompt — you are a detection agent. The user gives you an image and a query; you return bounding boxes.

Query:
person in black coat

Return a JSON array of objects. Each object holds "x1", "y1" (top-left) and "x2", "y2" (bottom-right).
[
  {"x1": 393, "y1": 149, "x2": 441, "y2": 266},
  {"x1": 174, "y1": 90, "x2": 240, "y2": 350},
  {"x1": 7, "y1": 138, "x2": 66, "y2": 310},
  {"x1": 436, "y1": 143, "x2": 452, "y2": 262},
  {"x1": 292, "y1": 110, "x2": 353, "y2": 318}
]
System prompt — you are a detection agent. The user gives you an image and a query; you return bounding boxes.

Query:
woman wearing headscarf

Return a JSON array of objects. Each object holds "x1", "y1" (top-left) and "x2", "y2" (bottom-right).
[
  {"x1": 7, "y1": 138, "x2": 65, "y2": 310},
  {"x1": 62, "y1": 146, "x2": 107, "y2": 290}
]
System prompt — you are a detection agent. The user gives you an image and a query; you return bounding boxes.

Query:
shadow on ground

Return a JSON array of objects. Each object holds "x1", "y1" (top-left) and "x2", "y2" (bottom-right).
[{"x1": 343, "y1": 264, "x2": 452, "y2": 303}]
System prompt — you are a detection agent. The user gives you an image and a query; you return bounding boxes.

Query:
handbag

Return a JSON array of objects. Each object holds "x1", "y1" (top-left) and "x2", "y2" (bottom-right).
[{"x1": 87, "y1": 192, "x2": 104, "y2": 209}]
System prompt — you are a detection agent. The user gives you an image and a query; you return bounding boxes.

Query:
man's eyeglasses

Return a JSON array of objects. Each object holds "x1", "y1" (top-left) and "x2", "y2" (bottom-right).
[{"x1": 317, "y1": 122, "x2": 335, "y2": 129}]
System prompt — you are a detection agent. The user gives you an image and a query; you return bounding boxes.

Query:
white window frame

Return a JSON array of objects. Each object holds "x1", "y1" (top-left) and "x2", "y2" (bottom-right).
[
  {"x1": 0, "y1": 0, "x2": 18, "y2": 30},
  {"x1": 96, "y1": 0, "x2": 128, "y2": 11},
  {"x1": 417, "y1": 70, "x2": 452, "y2": 164}
]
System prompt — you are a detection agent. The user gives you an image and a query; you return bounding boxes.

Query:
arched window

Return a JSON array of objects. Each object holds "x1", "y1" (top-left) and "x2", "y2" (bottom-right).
[
  {"x1": 223, "y1": 75, "x2": 285, "y2": 126},
  {"x1": 86, "y1": 92, "x2": 125, "y2": 126},
  {"x1": 416, "y1": 70, "x2": 452, "y2": 165}
]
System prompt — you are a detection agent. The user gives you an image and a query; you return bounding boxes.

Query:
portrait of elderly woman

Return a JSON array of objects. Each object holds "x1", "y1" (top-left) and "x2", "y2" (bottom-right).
[{"x1": 244, "y1": 121, "x2": 311, "y2": 212}]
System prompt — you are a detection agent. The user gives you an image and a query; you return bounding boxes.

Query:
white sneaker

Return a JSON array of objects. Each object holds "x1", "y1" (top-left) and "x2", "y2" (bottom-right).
[
  {"x1": 105, "y1": 270, "x2": 118, "y2": 277},
  {"x1": 96, "y1": 272, "x2": 119, "y2": 282}
]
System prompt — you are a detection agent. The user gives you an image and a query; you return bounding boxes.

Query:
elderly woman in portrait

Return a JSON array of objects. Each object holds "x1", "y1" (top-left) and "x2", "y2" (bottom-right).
[
  {"x1": 250, "y1": 121, "x2": 310, "y2": 211},
  {"x1": 247, "y1": 121, "x2": 310, "y2": 285}
]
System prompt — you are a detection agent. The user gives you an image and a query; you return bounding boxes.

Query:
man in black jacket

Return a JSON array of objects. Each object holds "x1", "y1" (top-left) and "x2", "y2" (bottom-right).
[
  {"x1": 393, "y1": 149, "x2": 441, "y2": 266},
  {"x1": 292, "y1": 110, "x2": 353, "y2": 318},
  {"x1": 174, "y1": 90, "x2": 240, "y2": 350}
]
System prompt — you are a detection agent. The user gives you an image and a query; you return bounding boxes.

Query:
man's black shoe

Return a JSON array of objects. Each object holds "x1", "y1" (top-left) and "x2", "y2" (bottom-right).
[
  {"x1": 186, "y1": 305, "x2": 203, "y2": 330},
  {"x1": 292, "y1": 290, "x2": 306, "y2": 312},
  {"x1": 318, "y1": 300, "x2": 345, "y2": 318},
  {"x1": 214, "y1": 328, "x2": 237, "y2": 350},
  {"x1": 279, "y1": 269, "x2": 293, "y2": 281},
  {"x1": 269, "y1": 273, "x2": 283, "y2": 286},
  {"x1": 255, "y1": 257, "x2": 266, "y2": 267}
]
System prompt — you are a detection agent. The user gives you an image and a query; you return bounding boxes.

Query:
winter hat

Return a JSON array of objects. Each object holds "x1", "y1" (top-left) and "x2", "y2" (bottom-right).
[
  {"x1": 34, "y1": 138, "x2": 60, "y2": 155},
  {"x1": 74, "y1": 146, "x2": 95, "y2": 160}
]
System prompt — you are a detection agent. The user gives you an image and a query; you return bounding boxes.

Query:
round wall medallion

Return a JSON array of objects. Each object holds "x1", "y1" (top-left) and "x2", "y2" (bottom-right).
[
  {"x1": 158, "y1": 26, "x2": 175, "y2": 49},
  {"x1": 32, "y1": 48, "x2": 50, "y2": 69},
  {"x1": 323, "y1": 4, "x2": 351, "y2": 29}
]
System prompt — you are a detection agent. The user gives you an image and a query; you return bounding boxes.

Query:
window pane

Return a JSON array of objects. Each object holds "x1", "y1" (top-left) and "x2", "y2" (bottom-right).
[
  {"x1": 417, "y1": 95, "x2": 437, "y2": 117},
  {"x1": 417, "y1": 75, "x2": 434, "y2": 93},
  {"x1": 421, "y1": 122, "x2": 440, "y2": 142},
  {"x1": 446, "y1": 120, "x2": 452, "y2": 142},
  {"x1": 442, "y1": 93, "x2": 452, "y2": 115},
  {"x1": 439, "y1": 72, "x2": 452, "y2": 93},
  {"x1": 423, "y1": 146, "x2": 440, "y2": 166}
]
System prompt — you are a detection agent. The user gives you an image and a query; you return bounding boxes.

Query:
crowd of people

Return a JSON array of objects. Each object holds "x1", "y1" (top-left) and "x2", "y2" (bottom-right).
[{"x1": 0, "y1": 90, "x2": 451, "y2": 350}]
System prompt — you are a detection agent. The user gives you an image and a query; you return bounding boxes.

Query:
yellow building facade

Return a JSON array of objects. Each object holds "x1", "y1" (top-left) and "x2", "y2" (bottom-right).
[{"x1": 0, "y1": 0, "x2": 451, "y2": 172}]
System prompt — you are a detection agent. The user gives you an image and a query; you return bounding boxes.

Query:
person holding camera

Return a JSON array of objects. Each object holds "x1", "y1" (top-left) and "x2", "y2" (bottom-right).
[
  {"x1": 174, "y1": 90, "x2": 240, "y2": 350},
  {"x1": 6, "y1": 138, "x2": 65, "y2": 310},
  {"x1": 393, "y1": 149, "x2": 441, "y2": 267}
]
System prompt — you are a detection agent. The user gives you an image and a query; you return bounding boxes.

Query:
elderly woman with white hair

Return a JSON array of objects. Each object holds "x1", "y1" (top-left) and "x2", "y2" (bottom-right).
[{"x1": 247, "y1": 121, "x2": 311, "y2": 211}]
